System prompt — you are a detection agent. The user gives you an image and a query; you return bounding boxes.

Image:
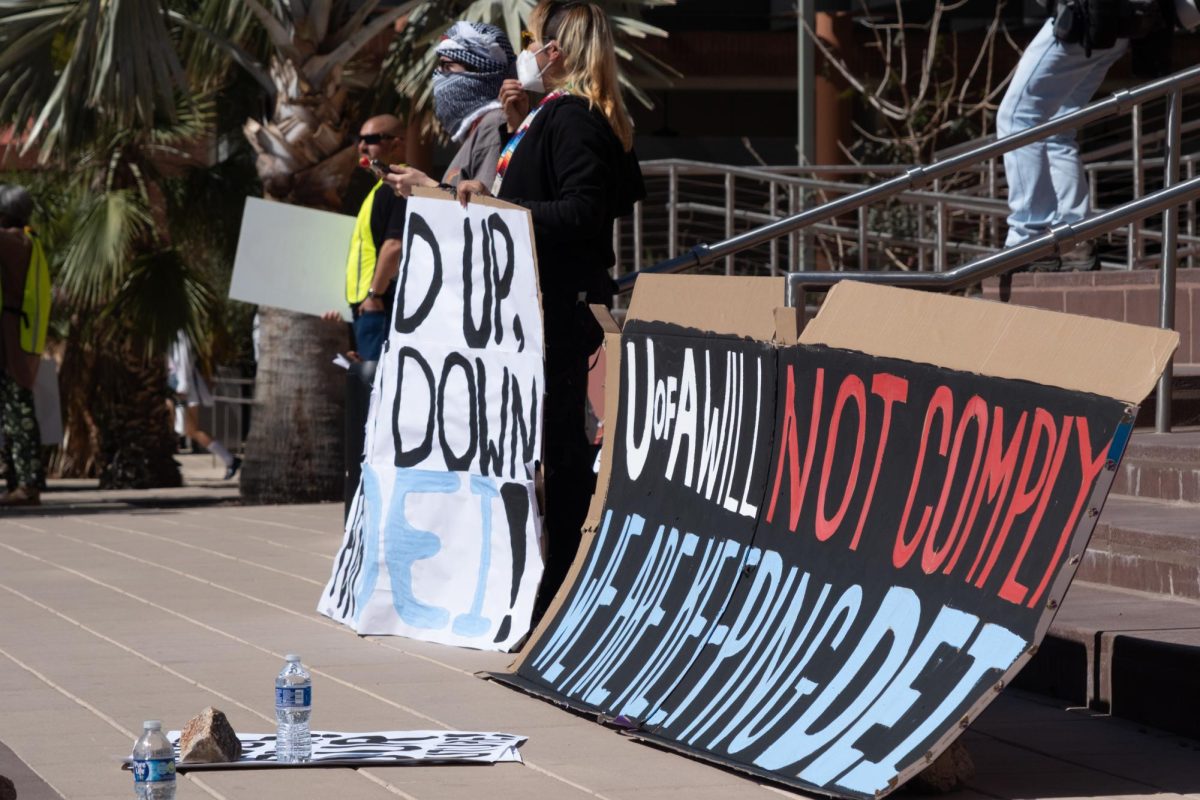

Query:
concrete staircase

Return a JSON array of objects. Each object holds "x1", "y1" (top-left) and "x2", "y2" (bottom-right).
[
  {"x1": 1085, "y1": 432, "x2": 1200, "y2": 600},
  {"x1": 1016, "y1": 432, "x2": 1200, "y2": 740}
]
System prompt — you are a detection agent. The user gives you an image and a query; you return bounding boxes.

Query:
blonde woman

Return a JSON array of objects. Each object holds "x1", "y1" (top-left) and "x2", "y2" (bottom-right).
[{"x1": 457, "y1": 0, "x2": 645, "y2": 614}]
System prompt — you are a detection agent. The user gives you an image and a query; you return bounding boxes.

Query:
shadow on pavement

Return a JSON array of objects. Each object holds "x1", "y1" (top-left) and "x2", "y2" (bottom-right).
[{"x1": 0, "y1": 741, "x2": 64, "y2": 800}]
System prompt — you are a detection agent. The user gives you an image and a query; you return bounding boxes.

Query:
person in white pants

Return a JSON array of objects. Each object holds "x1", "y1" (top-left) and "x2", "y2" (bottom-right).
[
  {"x1": 996, "y1": 15, "x2": 1127, "y2": 271},
  {"x1": 168, "y1": 333, "x2": 241, "y2": 480},
  {"x1": 998, "y1": 0, "x2": 1200, "y2": 271}
]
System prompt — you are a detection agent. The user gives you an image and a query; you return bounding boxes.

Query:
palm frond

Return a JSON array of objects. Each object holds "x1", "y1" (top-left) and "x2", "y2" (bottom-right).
[
  {"x1": 100, "y1": 246, "x2": 216, "y2": 358},
  {"x1": 307, "y1": 0, "x2": 416, "y2": 87},
  {"x1": 172, "y1": 9, "x2": 275, "y2": 100},
  {"x1": 58, "y1": 189, "x2": 154, "y2": 309},
  {"x1": 0, "y1": 0, "x2": 189, "y2": 163},
  {"x1": 242, "y1": 0, "x2": 303, "y2": 61},
  {"x1": 382, "y1": 0, "x2": 677, "y2": 139}
]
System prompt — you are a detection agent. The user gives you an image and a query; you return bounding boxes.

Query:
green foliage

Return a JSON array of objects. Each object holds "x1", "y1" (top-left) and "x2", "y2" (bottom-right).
[
  {"x1": 104, "y1": 248, "x2": 217, "y2": 356},
  {"x1": 382, "y1": 0, "x2": 677, "y2": 138},
  {"x1": 58, "y1": 190, "x2": 153, "y2": 307},
  {"x1": 0, "y1": 1, "x2": 189, "y2": 163}
]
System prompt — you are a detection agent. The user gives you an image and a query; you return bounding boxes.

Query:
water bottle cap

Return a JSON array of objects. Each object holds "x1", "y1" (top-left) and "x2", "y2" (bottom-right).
[
  {"x1": 143, "y1": 720, "x2": 162, "y2": 731},
  {"x1": 285, "y1": 654, "x2": 301, "y2": 662}
]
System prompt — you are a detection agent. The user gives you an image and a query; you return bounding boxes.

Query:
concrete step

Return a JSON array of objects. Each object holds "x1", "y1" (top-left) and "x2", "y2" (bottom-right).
[
  {"x1": 1129, "y1": 368, "x2": 1200, "y2": 431},
  {"x1": 1015, "y1": 581, "x2": 1200, "y2": 740},
  {"x1": 1083, "y1": 494, "x2": 1200, "y2": 600},
  {"x1": 1112, "y1": 429, "x2": 1200, "y2": 503}
]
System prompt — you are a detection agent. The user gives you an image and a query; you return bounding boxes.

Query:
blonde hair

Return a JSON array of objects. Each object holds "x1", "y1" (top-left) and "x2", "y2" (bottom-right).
[{"x1": 531, "y1": 1, "x2": 634, "y2": 151}]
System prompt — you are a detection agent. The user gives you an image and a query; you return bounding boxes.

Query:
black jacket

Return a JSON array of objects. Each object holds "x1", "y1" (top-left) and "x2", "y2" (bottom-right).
[{"x1": 498, "y1": 95, "x2": 645, "y2": 301}]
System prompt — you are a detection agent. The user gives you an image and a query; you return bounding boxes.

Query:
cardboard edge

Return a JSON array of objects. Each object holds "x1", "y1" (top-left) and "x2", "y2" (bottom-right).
[
  {"x1": 773, "y1": 306, "x2": 804, "y2": 345},
  {"x1": 506, "y1": 307, "x2": 623, "y2": 674},
  {"x1": 801, "y1": 282, "x2": 1179, "y2": 405},
  {"x1": 585, "y1": 321, "x2": 623, "y2": 528},
  {"x1": 626, "y1": 274, "x2": 786, "y2": 341},
  {"x1": 410, "y1": 185, "x2": 527, "y2": 214},
  {"x1": 506, "y1": 519, "x2": 604, "y2": 672}
]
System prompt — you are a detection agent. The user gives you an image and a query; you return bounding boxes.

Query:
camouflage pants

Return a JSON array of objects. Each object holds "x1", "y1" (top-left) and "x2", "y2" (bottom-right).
[{"x1": 0, "y1": 373, "x2": 42, "y2": 489}]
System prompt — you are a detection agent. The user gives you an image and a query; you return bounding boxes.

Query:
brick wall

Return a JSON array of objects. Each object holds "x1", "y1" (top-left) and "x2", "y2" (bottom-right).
[{"x1": 981, "y1": 269, "x2": 1200, "y2": 365}]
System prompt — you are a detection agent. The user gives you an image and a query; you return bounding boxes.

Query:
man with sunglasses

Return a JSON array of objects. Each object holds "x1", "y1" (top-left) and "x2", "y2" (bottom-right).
[{"x1": 335, "y1": 114, "x2": 407, "y2": 362}]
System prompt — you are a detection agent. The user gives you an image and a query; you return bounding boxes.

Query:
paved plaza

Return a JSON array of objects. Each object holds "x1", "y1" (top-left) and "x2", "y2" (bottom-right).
[{"x1": 0, "y1": 458, "x2": 1198, "y2": 799}]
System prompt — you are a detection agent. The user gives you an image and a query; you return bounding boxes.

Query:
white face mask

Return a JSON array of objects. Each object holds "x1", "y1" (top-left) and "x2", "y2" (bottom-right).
[{"x1": 516, "y1": 43, "x2": 552, "y2": 92}]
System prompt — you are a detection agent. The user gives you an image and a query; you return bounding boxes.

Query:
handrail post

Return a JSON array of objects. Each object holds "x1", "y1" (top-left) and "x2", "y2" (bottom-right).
[
  {"x1": 1189, "y1": 157, "x2": 1197, "y2": 269},
  {"x1": 1156, "y1": 89, "x2": 1182, "y2": 433},
  {"x1": 789, "y1": 184, "x2": 798, "y2": 268},
  {"x1": 725, "y1": 172, "x2": 735, "y2": 275},
  {"x1": 857, "y1": 206, "x2": 868, "y2": 270},
  {"x1": 934, "y1": 177, "x2": 947, "y2": 272},
  {"x1": 769, "y1": 181, "x2": 779, "y2": 274},
  {"x1": 798, "y1": 181, "x2": 809, "y2": 272},
  {"x1": 1132, "y1": 103, "x2": 1144, "y2": 268},
  {"x1": 612, "y1": 217, "x2": 621, "y2": 276},
  {"x1": 988, "y1": 159, "x2": 999, "y2": 246},
  {"x1": 668, "y1": 163, "x2": 678, "y2": 260},
  {"x1": 633, "y1": 199, "x2": 643, "y2": 273}
]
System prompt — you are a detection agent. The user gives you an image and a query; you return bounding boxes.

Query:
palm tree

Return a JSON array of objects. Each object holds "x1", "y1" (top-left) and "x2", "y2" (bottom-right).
[
  {"x1": 0, "y1": 3, "x2": 218, "y2": 486},
  {"x1": 0, "y1": 0, "x2": 673, "y2": 499},
  {"x1": 177, "y1": 2, "x2": 417, "y2": 503},
  {"x1": 0, "y1": 0, "x2": 412, "y2": 496}
]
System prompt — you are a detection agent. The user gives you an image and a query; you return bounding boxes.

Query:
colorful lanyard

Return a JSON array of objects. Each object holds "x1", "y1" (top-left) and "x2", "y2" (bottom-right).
[{"x1": 492, "y1": 90, "x2": 569, "y2": 195}]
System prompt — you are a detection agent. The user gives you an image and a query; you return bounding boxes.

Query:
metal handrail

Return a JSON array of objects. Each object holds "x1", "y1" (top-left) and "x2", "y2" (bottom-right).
[
  {"x1": 618, "y1": 63, "x2": 1200, "y2": 293},
  {"x1": 786, "y1": 175, "x2": 1200, "y2": 296},
  {"x1": 617, "y1": 64, "x2": 1200, "y2": 432}
]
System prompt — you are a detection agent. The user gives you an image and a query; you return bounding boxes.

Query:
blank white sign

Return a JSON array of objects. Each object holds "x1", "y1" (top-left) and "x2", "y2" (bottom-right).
[{"x1": 229, "y1": 197, "x2": 357, "y2": 321}]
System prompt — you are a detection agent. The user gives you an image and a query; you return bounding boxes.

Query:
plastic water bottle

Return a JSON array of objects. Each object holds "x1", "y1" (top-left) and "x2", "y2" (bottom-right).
[
  {"x1": 131, "y1": 720, "x2": 176, "y2": 799},
  {"x1": 275, "y1": 654, "x2": 312, "y2": 762}
]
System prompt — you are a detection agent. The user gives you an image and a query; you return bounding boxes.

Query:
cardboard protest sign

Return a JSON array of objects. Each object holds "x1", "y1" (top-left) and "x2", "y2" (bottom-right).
[
  {"x1": 496, "y1": 277, "x2": 1177, "y2": 797},
  {"x1": 319, "y1": 191, "x2": 544, "y2": 651},
  {"x1": 230, "y1": 197, "x2": 356, "y2": 321}
]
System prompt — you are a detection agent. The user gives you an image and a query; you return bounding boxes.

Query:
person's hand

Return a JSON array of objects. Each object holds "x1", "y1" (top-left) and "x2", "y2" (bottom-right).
[
  {"x1": 360, "y1": 295, "x2": 385, "y2": 313},
  {"x1": 456, "y1": 180, "x2": 490, "y2": 208},
  {"x1": 321, "y1": 310, "x2": 345, "y2": 322},
  {"x1": 384, "y1": 165, "x2": 436, "y2": 197},
  {"x1": 499, "y1": 79, "x2": 530, "y2": 133}
]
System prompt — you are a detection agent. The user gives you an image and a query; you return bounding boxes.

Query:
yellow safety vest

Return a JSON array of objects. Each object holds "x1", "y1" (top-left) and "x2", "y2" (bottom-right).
[
  {"x1": 345, "y1": 181, "x2": 382, "y2": 304},
  {"x1": 0, "y1": 228, "x2": 50, "y2": 355}
]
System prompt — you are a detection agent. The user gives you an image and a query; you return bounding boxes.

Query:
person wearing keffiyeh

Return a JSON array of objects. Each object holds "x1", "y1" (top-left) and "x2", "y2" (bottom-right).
[{"x1": 388, "y1": 21, "x2": 524, "y2": 194}]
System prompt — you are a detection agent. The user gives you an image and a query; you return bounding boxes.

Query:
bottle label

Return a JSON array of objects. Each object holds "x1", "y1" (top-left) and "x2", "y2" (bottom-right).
[
  {"x1": 276, "y1": 685, "x2": 312, "y2": 708},
  {"x1": 132, "y1": 757, "x2": 176, "y2": 783}
]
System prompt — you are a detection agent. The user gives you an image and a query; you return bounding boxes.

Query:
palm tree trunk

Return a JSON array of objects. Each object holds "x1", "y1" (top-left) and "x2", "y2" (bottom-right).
[
  {"x1": 240, "y1": 307, "x2": 347, "y2": 503},
  {"x1": 54, "y1": 322, "x2": 182, "y2": 489}
]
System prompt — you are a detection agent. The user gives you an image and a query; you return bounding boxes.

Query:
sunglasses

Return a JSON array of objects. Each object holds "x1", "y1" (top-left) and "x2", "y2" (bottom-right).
[
  {"x1": 520, "y1": 30, "x2": 534, "y2": 48},
  {"x1": 357, "y1": 133, "x2": 395, "y2": 145}
]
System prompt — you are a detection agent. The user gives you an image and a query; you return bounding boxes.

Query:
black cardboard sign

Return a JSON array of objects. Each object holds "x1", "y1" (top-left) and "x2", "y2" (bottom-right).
[{"x1": 497, "y1": 319, "x2": 1131, "y2": 798}]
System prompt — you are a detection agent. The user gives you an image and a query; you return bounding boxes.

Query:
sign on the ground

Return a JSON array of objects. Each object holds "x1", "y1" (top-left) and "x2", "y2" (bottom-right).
[
  {"x1": 319, "y1": 192, "x2": 544, "y2": 651},
  {"x1": 144, "y1": 730, "x2": 524, "y2": 768},
  {"x1": 496, "y1": 278, "x2": 1177, "y2": 798}
]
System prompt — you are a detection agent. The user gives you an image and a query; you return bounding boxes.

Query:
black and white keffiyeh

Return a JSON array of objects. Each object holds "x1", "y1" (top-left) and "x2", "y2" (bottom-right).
[{"x1": 432, "y1": 21, "x2": 517, "y2": 141}]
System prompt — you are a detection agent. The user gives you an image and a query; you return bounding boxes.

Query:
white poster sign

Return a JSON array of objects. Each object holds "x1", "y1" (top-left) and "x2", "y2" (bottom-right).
[
  {"x1": 319, "y1": 193, "x2": 545, "y2": 651},
  {"x1": 33, "y1": 357, "x2": 62, "y2": 446},
  {"x1": 229, "y1": 197, "x2": 356, "y2": 321},
  {"x1": 126, "y1": 730, "x2": 524, "y2": 769}
]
